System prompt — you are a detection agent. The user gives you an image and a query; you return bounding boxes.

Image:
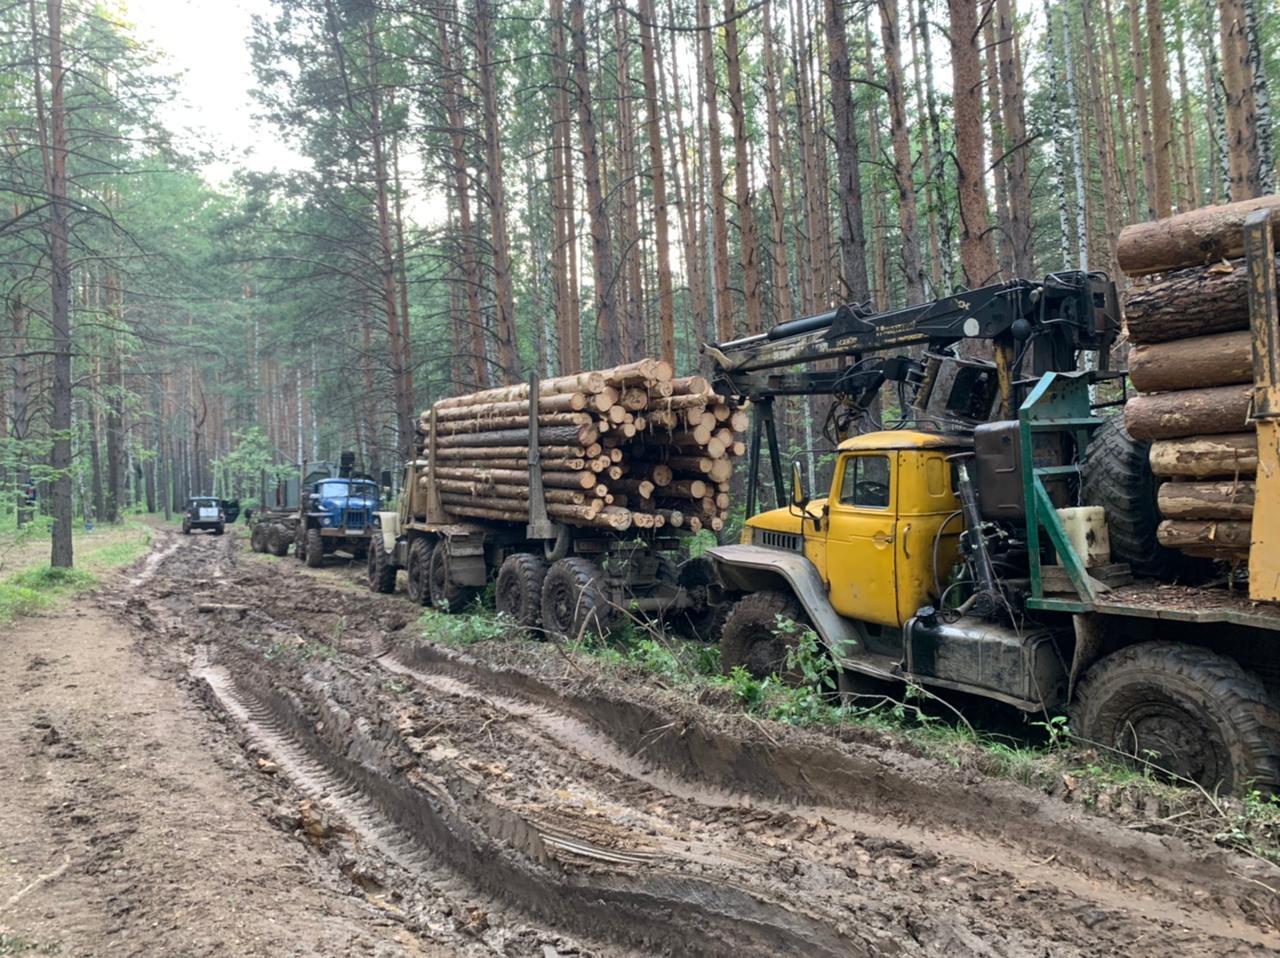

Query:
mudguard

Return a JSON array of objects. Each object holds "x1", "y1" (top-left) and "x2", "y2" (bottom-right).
[
  {"x1": 373, "y1": 511, "x2": 400, "y2": 555},
  {"x1": 706, "y1": 544, "x2": 862, "y2": 655}
]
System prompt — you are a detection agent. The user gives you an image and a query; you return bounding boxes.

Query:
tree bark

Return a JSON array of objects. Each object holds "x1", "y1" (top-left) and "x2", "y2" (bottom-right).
[
  {"x1": 701, "y1": 0, "x2": 733, "y2": 341},
  {"x1": 1242, "y1": 0, "x2": 1273, "y2": 192},
  {"x1": 919, "y1": 0, "x2": 953, "y2": 291},
  {"x1": 614, "y1": 4, "x2": 646, "y2": 361},
  {"x1": 880, "y1": 0, "x2": 925, "y2": 303},
  {"x1": 724, "y1": 0, "x2": 764, "y2": 335},
  {"x1": 1156, "y1": 518, "x2": 1252, "y2": 555},
  {"x1": 1157, "y1": 480, "x2": 1254, "y2": 519},
  {"x1": 1149, "y1": 432, "x2": 1258, "y2": 477},
  {"x1": 983, "y1": 10, "x2": 1012, "y2": 278},
  {"x1": 1128, "y1": 329, "x2": 1255, "y2": 392},
  {"x1": 476, "y1": 0, "x2": 519, "y2": 382},
  {"x1": 827, "y1": 0, "x2": 871, "y2": 304},
  {"x1": 638, "y1": 0, "x2": 675, "y2": 365},
  {"x1": 1116, "y1": 194, "x2": 1280, "y2": 275},
  {"x1": 569, "y1": 0, "x2": 621, "y2": 366},
  {"x1": 948, "y1": 0, "x2": 998, "y2": 287},
  {"x1": 1103, "y1": 0, "x2": 1139, "y2": 220},
  {"x1": 1129, "y1": 0, "x2": 1158, "y2": 219},
  {"x1": 1147, "y1": 0, "x2": 1174, "y2": 218},
  {"x1": 1124, "y1": 384, "x2": 1253, "y2": 439},
  {"x1": 1219, "y1": 0, "x2": 1259, "y2": 199},
  {"x1": 761, "y1": 0, "x2": 793, "y2": 323}
]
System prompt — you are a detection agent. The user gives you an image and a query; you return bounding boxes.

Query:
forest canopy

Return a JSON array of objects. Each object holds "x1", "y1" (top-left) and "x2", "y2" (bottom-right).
[{"x1": 1, "y1": 0, "x2": 1276, "y2": 566}]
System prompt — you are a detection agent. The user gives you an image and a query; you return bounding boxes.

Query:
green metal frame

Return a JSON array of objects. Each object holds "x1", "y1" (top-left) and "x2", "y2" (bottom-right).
[{"x1": 1019, "y1": 371, "x2": 1103, "y2": 614}]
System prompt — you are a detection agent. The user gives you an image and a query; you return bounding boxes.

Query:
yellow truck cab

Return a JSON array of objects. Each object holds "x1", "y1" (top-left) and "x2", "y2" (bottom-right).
[{"x1": 709, "y1": 429, "x2": 973, "y2": 685}]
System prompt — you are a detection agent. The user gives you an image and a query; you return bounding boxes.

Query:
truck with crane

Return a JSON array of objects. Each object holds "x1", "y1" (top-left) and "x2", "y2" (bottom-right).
[{"x1": 375, "y1": 201, "x2": 1280, "y2": 793}]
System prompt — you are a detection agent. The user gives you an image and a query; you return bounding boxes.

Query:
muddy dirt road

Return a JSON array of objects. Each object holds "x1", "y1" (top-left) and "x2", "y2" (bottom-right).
[{"x1": 4, "y1": 528, "x2": 1280, "y2": 955}]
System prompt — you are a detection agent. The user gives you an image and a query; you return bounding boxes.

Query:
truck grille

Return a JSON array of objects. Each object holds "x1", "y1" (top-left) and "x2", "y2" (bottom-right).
[
  {"x1": 753, "y1": 529, "x2": 803, "y2": 552},
  {"x1": 344, "y1": 509, "x2": 366, "y2": 530}
]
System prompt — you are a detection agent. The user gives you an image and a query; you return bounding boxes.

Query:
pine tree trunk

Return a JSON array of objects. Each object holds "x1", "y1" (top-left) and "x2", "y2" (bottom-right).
[
  {"x1": 919, "y1": 0, "x2": 953, "y2": 291},
  {"x1": 701, "y1": 0, "x2": 733, "y2": 341},
  {"x1": 826, "y1": 0, "x2": 871, "y2": 303},
  {"x1": 867, "y1": 24, "x2": 892, "y2": 304},
  {"x1": 569, "y1": 0, "x2": 621, "y2": 365},
  {"x1": 1081, "y1": 0, "x2": 1122, "y2": 273},
  {"x1": 909, "y1": 13, "x2": 942, "y2": 296},
  {"x1": 1172, "y1": 8, "x2": 1200, "y2": 209},
  {"x1": 1128, "y1": 0, "x2": 1158, "y2": 219},
  {"x1": 880, "y1": 0, "x2": 925, "y2": 303},
  {"x1": 1204, "y1": 0, "x2": 1232, "y2": 201},
  {"x1": 614, "y1": 5, "x2": 646, "y2": 360},
  {"x1": 1220, "y1": 0, "x2": 1260, "y2": 198},
  {"x1": 1102, "y1": 0, "x2": 1139, "y2": 221},
  {"x1": 725, "y1": 0, "x2": 765, "y2": 334},
  {"x1": 638, "y1": 0, "x2": 675, "y2": 365},
  {"x1": 1147, "y1": 0, "x2": 1174, "y2": 217},
  {"x1": 948, "y1": 0, "x2": 997, "y2": 287},
  {"x1": 983, "y1": 11, "x2": 1012, "y2": 278},
  {"x1": 1061, "y1": 6, "x2": 1088, "y2": 269},
  {"x1": 548, "y1": 0, "x2": 580, "y2": 374},
  {"x1": 761, "y1": 0, "x2": 793, "y2": 323},
  {"x1": 1242, "y1": 0, "x2": 1273, "y2": 192}
]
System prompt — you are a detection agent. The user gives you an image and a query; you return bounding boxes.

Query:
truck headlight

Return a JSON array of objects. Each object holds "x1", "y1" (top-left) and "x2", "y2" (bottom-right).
[{"x1": 321, "y1": 517, "x2": 332, "y2": 527}]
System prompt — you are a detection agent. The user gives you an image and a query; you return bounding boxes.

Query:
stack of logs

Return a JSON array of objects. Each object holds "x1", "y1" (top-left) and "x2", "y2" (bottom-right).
[
  {"x1": 415, "y1": 358, "x2": 746, "y2": 534},
  {"x1": 1118, "y1": 194, "x2": 1275, "y2": 560}
]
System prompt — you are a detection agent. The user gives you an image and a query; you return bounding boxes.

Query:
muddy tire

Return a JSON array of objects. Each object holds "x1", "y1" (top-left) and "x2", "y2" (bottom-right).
[
  {"x1": 1070, "y1": 642, "x2": 1280, "y2": 793},
  {"x1": 367, "y1": 540, "x2": 397, "y2": 594},
  {"x1": 250, "y1": 523, "x2": 267, "y2": 553},
  {"x1": 303, "y1": 528, "x2": 324, "y2": 568},
  {"x1": 720, "y1": 590, "x2": 805, "y2": 681},
  {"x1": 267, "y1": 524, "x2": 289, "y2": 557},
  {"x1": 214, "y1": 524, "x2": 225, "y2": 536},
  {"x1": 428, "y1": 542, "x2": 479, "y2": 613},
  {"x1": 182, "y1": 519, "x2": 191, "y2": 535},
  {"x1": 496, "y1": 554, "x2": 548, "y2": 632},
  {"x1": 1081, "y1": 419, "x2": 1207, "y2": 580},
  {"x1": 293, "y1": 525, "x2": 307, "y2": 561},
  {"x1": 676, "y1": 556, "x2": 728, "y2": 642},
  {"x1": 406, "y1": 538, "x2": 434, "y2": 606},
  {"x1": 540, "y1": 558, "x2": 610, "y2": 640}
]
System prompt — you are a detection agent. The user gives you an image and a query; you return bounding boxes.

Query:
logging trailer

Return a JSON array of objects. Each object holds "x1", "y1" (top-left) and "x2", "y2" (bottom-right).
[
  {"x1": 704, "y1": 207, "x2": 1280, "y2": 792},
  {"x1": 368, "y1": 369, "x2": 717, "y2": 641}
]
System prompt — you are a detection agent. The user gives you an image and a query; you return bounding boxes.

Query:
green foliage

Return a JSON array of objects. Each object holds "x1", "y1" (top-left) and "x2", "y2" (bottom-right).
[{"x1": 418, "y1": 608, "x2": 508, "y2": 646}]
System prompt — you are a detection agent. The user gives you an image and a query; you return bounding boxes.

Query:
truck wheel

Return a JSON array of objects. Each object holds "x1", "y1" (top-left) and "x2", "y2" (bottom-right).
[
  {"x1": 720, "y1": 590, "x2": 806, "y2": 681},
  {"x1": 496, "y1": 554, "x2": 548, "y2": 631},
  {"x1": 305, "y1": 528, "x2": 324, "y2": 568},
  {"x1": 676, "y1": 556, "x2": 728, "y2": 642},
  {"x1": 267, "y1": 524, "x2": 289, "y2": 557},
  {"x1": 250, "y1": 524, "x2": 267, "y2": 553},
  {"x1": 540, "y1": 558, "x2": 610, "y2": 640},
  {"x1": 367, "y1": 541, "x2": 397, "y2": 594},
  {"x1": 182, "y1": 519, "x2": 191, "y2": 535},
  {"x1": 1070, "y1": 642, "x2": 1280, "y2": 793},
  {"x1": 214, "y1": 524, "x2": 225, "y2": 536},
  {"x1": 428, "y1": 543, "x2": 479, "y2": 613},
  {"x1": 406, "y1": 538, "x2": 435, "y2": 605},
  {"x1": 1081, "y1": 419, "x2": 1208, "y2": 581}
]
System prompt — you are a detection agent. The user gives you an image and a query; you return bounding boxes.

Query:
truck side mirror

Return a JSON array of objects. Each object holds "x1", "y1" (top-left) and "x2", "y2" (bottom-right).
[{"x1": 790, "y1": 461, "x2": 808, "y2": 510}]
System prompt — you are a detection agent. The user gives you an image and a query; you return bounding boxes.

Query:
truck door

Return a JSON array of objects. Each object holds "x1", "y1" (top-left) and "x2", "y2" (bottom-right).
[{"x1": 824, "y1": 452, "x2": 900, "y2": 628}]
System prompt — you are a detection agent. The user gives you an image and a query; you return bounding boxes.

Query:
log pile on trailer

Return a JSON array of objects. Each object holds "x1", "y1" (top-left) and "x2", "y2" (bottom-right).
[
  {"x1": 415, "y1": 359, "x2": 745, "y2": 534},
  {"x1": 1117, "y1": 194, "x2": 1278, "y2": 560}
]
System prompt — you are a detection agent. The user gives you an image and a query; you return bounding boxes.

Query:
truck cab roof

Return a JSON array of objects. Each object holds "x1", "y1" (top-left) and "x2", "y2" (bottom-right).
[{"x1": 837, "y1": 430, "x2": 973, "y2": 452}]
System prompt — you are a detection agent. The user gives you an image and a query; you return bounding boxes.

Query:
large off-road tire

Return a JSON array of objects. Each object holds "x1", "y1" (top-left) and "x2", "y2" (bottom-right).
[
  {"x1": 496, "y1": 553, "x2": 548, "y2": 631},
  {"x1": 720, "y1": 590, "x2": 806, "y2": 681},
  {"x1": 293, "y1": 524, "x2": 307, "y2": 561},
  {"x1": 540, "y1": 558, "x2": 610, "y2": 640},
  {"x1": 1070, "y1": 642, "x2": 1280, "y2": 793},
  {"x1": 427, "y1": 542, "x2": 479, "y2": 613},
  {"x1": 1081, "y1": 418, "x2": 1206, "y2": 580},
  {"x1": 676, "y1": 556, "x2": 728, "y2": 642},
  {"x1": 305, "y1": 528, "x2": 325, "y2": 568},
  {"x1": 213, "y1": 524, "x2": 225, "y2": 536},
  {"x1": 182, "y1": 519, "x2": 191, "y2": 535},
  {"x1": 367, "y1": 540, "x2": 397, "y2": 594},
  {"x1": 250, "y1": 523, "x2": 267, "y2": 553},
  {"x1": 406, "y1": 538, "x2": 435, "y2": 606},
  {"x1": 267, "y1": 524, "x2": 290, "y2": 557}
]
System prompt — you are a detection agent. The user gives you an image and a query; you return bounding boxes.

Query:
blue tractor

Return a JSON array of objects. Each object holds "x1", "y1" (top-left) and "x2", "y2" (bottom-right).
[{"x1": 292, "y1": 456, "x2": 382, "y2": 567}]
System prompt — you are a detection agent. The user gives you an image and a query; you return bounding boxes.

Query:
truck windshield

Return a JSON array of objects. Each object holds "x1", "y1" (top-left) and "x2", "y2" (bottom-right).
[{"x1": 317, "y1": 480, "x2": 378, "y2": 502}]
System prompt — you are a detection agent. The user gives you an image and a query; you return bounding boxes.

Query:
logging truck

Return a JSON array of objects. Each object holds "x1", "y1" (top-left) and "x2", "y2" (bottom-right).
[
  {"x1": 367, "y1": 360, "x2": 726, "y2": 639},
  {"x1": 702, "y1": 198, "x2": 1280, "y2": 793}
]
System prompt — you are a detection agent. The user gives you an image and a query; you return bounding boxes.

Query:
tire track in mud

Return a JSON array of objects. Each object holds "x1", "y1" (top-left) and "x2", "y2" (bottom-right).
[{"x1": 126, "y1": 532, "x2": 1280, "y2": 956}]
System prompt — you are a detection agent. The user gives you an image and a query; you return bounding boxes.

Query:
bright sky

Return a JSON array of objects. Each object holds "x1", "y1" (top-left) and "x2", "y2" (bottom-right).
[{"x1": 124, "y1": 0, "x2": 308, "y2": 183}]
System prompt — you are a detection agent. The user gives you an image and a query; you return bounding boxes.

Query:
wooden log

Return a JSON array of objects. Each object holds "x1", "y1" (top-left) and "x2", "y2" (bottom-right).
[
  {"x1": 434, "y1": 444, "x2": 585, "y2": 460},
  {"x1": 655, "y1": 508, "x2": 684, "y2": 528},
  {"x1": 432, "y1": 424, "x2": 599, "y2": 448},
  {"x1": 1156, "y1": 519, "x2": 1253, "y2": 555},
  {"x1": 1116, "y1": 193, "x2": 1280, "y2": 276},
  {"x1": 714, "y1": 492, "x2": 730, "y2": 510},
  {"x1": 431, "y1": 457, "x2": 587, "y2": 473},
  {"x1": 1149, "y1": 433, "x2": 1259, "y2": 477},
  {"x1": 435, "y1": 411, "x2": 592, "y2": 435},
  {"x1": 707, "y1": 459, "x2": 733, "y2": 482},
  {"x1": 429, "y1": 371, "x2": 607, "y2": 411},
  {"x1": 429, "y1": 466, "x2": 599, "y2": 490},
  {"x1": 435, "y1": 479, "x2": 590, "y2": 506},
  {"x1": 429, "y1": 392, "x2": 588, "y2": 421},
  {"x1": 710, "y1": 403, "x2": 731, "y2": 422},
  {"x1": 1157, "y1": 480, "x2": 1255, "y2": 520},
  {"x1": 439, "y1": 500, "x2": 627, "y2": 530},
  {"x1": 1128, "y1": 330, "x2": 1254, "y2": 393},
  {"x1": 439, "y1": 495, "x2": 602, "y2": 520},
  {"x1": 662, "y1": 478, "x2": 708, "y2": 499},
  {"x1": 1122, "y1": 259, "x2": 1268, "y2": 343},
  {"x1": 587, "y1": 386, "x2": 621, "y2": 413},
  {"x1": 620, "y1": 387, "x2": 649, "y2": 411},
  {"x1": 729, "y1": 410, "x2": 749, "y2": 433},
  {"x1": 666, "y1": 455, "x2": 714, "y2": 474},
  {"x1": 1123, "y1": 385, "x2": 1252, "y2": 440},
  {"x1": 612, "y1": 478, "x2": 655, "y2": 499},
  {"x1": 730, "y1": 441, "x2": 747, "y2": 457}
]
